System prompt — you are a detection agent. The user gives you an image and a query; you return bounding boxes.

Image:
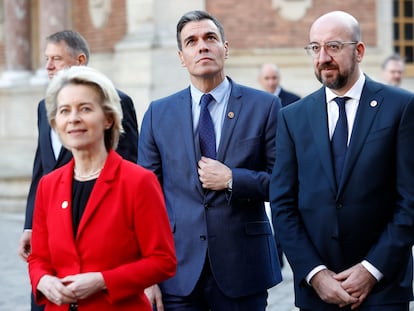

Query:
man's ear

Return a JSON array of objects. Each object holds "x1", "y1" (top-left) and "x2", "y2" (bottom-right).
[
  {"x1": 77, "y1": 54, "x2": 87, "y2": 65},
  {"x1": 178, "y1": 50, "x2": 186, "y2": 67},
  {"x1": 355, "y1": 42, "x2": 365, "y2": 63},
  {"x1": 224, "y1": 41, "x2": 229, "y2": 59}
]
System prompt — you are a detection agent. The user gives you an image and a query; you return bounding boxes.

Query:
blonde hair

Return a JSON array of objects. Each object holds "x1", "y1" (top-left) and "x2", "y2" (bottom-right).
[{"x1": 45, "y1": 66, "x2": 123, "y2": 151}]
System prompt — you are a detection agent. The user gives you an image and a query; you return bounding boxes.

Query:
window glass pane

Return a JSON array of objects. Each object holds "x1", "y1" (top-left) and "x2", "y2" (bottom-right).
[
  {"x1": 394, "y1": 0, "x2": 400, "y2": 16},
  {"x1": 394, "y1": 46, "x2": 401, "y2": 55},
  {"x1": 404, "y1": 46, "x2": 413, "y2": 62},
  {"x1": 405, "y1": 23, "x2": 414, "y2": 39},
  {"x1": 394, "y1": 22, "x2": 400, "y2": 39},
  {"x1": 404, "y1": 0, "x2": 413, "y2": 17}
]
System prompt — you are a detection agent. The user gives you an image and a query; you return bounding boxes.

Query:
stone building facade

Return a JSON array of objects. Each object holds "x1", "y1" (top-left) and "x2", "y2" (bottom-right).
[{"x1": 0, "y1": 0, "x2": 410, "y2": 212}]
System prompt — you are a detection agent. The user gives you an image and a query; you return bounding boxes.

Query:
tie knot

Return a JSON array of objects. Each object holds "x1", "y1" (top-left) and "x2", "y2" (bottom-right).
[
  {"x1": 334, "y1": 96, "x2": 350, "y2": 108},
  {"x1": 200, "y1": 93, "x2": 214, "y2": 109}
]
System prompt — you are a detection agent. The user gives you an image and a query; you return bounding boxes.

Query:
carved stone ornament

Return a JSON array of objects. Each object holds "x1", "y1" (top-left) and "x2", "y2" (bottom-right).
[
  {"x1": 272, "y1": 0, "x2": 312, "y2": 21},
  {"x1": 88, "y1": 0, "x2": 112, "y2": 28}
]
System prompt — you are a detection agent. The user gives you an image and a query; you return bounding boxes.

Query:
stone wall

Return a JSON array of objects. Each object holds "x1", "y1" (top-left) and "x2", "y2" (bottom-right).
[{"x1": 1, "y1": 0, "x2": 413, "y2": 214}]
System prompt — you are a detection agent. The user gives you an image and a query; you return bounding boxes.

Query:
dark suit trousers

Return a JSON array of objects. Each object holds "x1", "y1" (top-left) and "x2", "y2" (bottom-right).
[
  {"x1": 31, "y1": 292, "x2": 44, "y2": 311},
  {"x1": 161, "y1": 257, "x2": 268, "y2": 311}
]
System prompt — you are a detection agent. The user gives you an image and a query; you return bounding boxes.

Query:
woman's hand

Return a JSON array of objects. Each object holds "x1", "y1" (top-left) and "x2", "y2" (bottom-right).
[
  {"x1": 60, "y1": 272, "x2": 106, "y2": 300},
  {"x1": 37, "y1": 275, "x2": 77, "y2": 305}
]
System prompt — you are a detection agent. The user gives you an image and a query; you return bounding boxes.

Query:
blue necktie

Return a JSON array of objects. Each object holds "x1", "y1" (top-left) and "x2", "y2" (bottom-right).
[
  {"x1": 199, "y1": 94, "x2": 216, "y2": 159},
  {"x1": 331, "y1": 97, "x2": 350, "y2": 185}
]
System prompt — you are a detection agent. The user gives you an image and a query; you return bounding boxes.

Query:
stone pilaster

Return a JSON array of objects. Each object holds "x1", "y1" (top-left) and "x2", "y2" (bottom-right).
[
  {"x1": 113, "y1": 0, "x2": 204, "y2": 122},
  {"x1": 0, "y1": 0, "x2": 31, "y2": 87},
  {"x1": 31, "y1": 0, "x2": 70, "y2": 85}
]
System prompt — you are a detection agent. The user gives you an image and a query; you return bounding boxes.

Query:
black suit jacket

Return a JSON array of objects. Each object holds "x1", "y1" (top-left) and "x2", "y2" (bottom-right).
[
  {"x1": 24, "y1": 90, "x2": 139, "y2": 229},
  {"x1": 278, "y1": 88, "x2": 300, "y2": 107},
  {"x1": 271, "y1": 76, "x2": 414, "y2": 308}
]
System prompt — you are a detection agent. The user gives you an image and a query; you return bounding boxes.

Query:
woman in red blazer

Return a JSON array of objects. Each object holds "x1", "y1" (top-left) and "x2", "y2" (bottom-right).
[{"x1": 28, "y1": 66, "x2": 176, "y2": 311}]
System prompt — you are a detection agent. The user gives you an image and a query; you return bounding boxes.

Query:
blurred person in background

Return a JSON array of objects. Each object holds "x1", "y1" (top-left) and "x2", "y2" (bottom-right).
[
  {"x1": 258, "y1": 63, "x2": 301, "y2": 107},
  {"x1": 381, "y1": 53, "x2": 405, "y2": 87}
]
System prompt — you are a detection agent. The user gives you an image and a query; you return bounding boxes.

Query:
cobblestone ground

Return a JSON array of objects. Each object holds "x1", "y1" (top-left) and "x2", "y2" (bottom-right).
[
  {"x1": 0, "y1": 213, "x2": 31, "y2": 311},
  {"x1": 0, "y1": 212, "x2": 412, "y2": 311}
]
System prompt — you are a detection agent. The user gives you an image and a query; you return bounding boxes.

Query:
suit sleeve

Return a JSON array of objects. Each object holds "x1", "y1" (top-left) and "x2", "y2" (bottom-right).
[
  {"x1": 24, "y1": 102, "x2": 45, "y2": 230},
  {"x1": 270, "y1": 109, "x2": 324, "y2": 284},
  {"x1": 231, "y1": 96, "x2": 280, "y2": 202},
  {"x1": 365, "y1": 93, "x2": 414, "y2": 277},
  {"x1": 137, "y1": 103, "x2": 163, "y2": 183},
  {"x1": 116, "y1": 91, "x2": 139, "y2": 163}
]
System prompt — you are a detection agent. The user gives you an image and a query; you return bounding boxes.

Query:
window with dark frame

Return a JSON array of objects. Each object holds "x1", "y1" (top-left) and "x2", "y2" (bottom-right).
[{"x1": 393, "y1": 0, "x2": 414, "y2": 76}]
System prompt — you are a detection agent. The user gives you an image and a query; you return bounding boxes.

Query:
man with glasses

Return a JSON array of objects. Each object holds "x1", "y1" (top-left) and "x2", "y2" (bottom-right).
[{"x1": 271, "y1": 10, "x2": 414, "y2": 311}]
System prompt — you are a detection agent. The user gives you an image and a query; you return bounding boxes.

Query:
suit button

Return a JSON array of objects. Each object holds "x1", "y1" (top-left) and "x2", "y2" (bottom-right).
[
  {"x1": 200, "y1": 235, "x2": 206, "y2": 241},
  {"x1": 204, "y1": 203, "x2": 210, "y2": 209},
  {"x1": 336, "y1": 203, "x2": 343, "y2": 209}
]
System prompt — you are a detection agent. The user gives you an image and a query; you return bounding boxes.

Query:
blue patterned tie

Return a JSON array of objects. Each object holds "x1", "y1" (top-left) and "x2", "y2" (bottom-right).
[
  {"x1": 199, "y1": 94, "x2": 216, "y2": 159},
  {"x1": 331, "y1": 97, "x2": 350, "y2": 185}
]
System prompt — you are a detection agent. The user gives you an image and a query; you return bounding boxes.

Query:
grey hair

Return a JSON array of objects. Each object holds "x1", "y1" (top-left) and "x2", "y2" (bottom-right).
[
  {"x1": 382, "y1": 53, "x2": 405, "y2": 69},
  {"x1": 46, "y1": 30, "x2": 90, "y2": 65},
  {"x1": 45, "y1": 66, "x2": 123, "y2": 151}
]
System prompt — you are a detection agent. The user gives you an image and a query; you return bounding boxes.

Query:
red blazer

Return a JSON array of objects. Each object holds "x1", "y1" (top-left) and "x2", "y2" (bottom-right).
[{"x1": 29, "y1": 150, "x2": 176, "y2": 311}]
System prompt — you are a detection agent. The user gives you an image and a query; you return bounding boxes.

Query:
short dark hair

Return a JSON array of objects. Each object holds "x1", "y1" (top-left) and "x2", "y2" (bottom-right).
[
  {"x1": 176, "y1": 10, "x2": 226, "y2": 51},
  {"x1": 46, "y1": 30, "x2": 90, "y2": 65},
  {"x1": 382, "y1": 53, "x2": 405, "y2": 69}
]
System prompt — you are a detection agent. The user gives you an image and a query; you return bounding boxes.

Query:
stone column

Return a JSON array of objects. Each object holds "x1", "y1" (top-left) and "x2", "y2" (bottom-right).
[
  {"x1": 31, "y1": 0, "x2": 70, "y2": 85},
  {"x1": 113, "y1": 0, "x2": 155, "y2": 123},
  {"x1": 0, "y1": 0, "x2": 31, "y2": 87},
  {"x1": 113, "y1": 0, "x2": 204, "y2": 123}
]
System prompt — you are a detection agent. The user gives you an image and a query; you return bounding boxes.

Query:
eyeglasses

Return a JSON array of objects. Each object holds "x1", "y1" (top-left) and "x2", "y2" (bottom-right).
[{"x1": 304, "y1": 41, "x2": 358, "y2": 58}]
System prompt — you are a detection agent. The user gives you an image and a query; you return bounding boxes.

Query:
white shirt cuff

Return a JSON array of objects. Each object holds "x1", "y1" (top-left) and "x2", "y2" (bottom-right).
[
  {"x1": 361, "y1": 260, "x2": 383, "y2": 281},
  {"x1": 306, "y1": 265, "x2": 327, "y2": 285}
]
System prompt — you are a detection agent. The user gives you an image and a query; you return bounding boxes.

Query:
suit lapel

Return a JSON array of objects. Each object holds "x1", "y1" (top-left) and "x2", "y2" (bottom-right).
[
  {"x1": 175, "y1": 89, "x2": 206, "y2": 195},
  {"x1": 339, "y1": 79, "x2": 383, "y2": 193},
  {"x1": 179, "y1": 89, "x2": 201, "y2": 164},
  {"x1": 217, "y1": 80, "x2": 241, "y2": 161},
  {"x1": 307, "y1": 89, "x2": 337, "y2": 193}
]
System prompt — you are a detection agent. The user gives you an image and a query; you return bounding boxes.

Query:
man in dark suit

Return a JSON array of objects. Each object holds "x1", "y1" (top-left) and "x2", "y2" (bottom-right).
[
  {"x1": 270, "y1": 11, "x2": 414, "y2": 311},
  {"x1": 258, "y1": 63, "x2": 301, "y2": 107},
  {"x1": 139, "y1": 10, "x2": 282, "y2": 311},
  {"x1": 17, "y1": 30, "x2": 139, "y2": 311}
]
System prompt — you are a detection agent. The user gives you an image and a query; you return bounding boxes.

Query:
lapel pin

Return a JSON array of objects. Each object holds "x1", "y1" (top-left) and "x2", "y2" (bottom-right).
[
  {"x1": 228, "y1": 111, "x2": 234, "y2": 119},
  {"x1": 370, "y1": 100, "x2": 378, "y2": 107},
  {"x1": 61, "y1": 201, "x2": 68, "y2": 209}
]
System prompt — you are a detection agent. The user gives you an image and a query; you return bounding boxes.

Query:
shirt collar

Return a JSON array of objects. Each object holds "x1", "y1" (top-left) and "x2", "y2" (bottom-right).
[
  {"x1": 325, "y1": 71, "x2": 365, "y2": 103},
  {"x1": 190, "y1": 77, "x2": 231, "y2": 106},
  {"x1": 274, "y1": 86, "x2": 281, "y2": 97}
]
